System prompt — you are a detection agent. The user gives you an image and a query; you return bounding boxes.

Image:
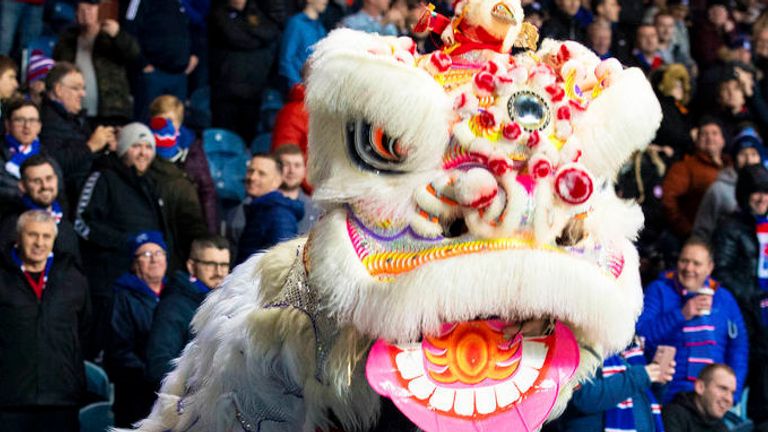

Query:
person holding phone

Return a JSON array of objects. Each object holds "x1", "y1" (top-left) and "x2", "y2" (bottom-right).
[
  {"x1": 558, "y1": 337, "x2": 674, "y2": 432},
  {"x1": 637, "y1": 237, "x2": 748, "y2": 405}
]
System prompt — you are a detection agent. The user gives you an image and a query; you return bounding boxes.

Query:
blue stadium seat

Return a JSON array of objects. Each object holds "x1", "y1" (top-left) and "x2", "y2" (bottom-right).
[
  {"x1": 79, "y1": 361, "x2": 114, "y2": 432},
  {"x1": 187, "y1": 86, "x2": 212, "y2": 131},
  {"x1": 79, "y1": 402, "x2": 114, "y2": 432},
  {"x1": 250, "y1": 133, "x2": 272, "y2": 155},
  {"x1": 203, "y1": 128, "x2": 249, "y2": 204}
]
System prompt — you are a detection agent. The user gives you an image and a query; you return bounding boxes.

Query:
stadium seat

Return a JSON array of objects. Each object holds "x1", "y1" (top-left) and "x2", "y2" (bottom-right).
[{"x1": 203, "y1": 128, "x2": 249, "y2": 204}]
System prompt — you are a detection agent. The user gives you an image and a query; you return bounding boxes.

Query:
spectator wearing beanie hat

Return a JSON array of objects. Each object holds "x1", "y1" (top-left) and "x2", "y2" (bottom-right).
[
  {"x1": 713, "y1": 163, "x2": 768, "y2": 305},
  {"x1": 694, "y1": 126, "x2": 768, "y2": 240},
  {"x1": 106, "y1": 230, "x2": 168, "y2": 426},
  {"x1": 25, "y1": 50, "x2": 53, "y2": 106},
  {"x1": 75, "y1": 122, "x2": 170, "y2": 360}
]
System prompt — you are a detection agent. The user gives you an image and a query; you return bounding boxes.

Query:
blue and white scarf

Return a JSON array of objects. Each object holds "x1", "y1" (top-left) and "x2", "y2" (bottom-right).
[
  {"x1": 603, "y1": 342, "x2": 664, "y2": 432},
  {"x1": 4, "y1": 134, "x2": 40, "y2": 178},
  {"x1": 22, "y1": 194, "x2": 63, "y2": 223},
  {"x1": 669, "y1": 271, "x2": 719, "y2": 384}
]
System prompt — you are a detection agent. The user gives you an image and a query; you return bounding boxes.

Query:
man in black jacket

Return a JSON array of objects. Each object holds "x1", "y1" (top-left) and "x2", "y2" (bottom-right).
[
  {"x1": 75, "y1": 122, "x2": 171, "y2": 360},
  {"x1": 539, "y1": 0, "x2": 587, "y2": 44},
  {"x1": 145, "y1": 235, "x2": 230, "y2": 385},
  {"x1": 40, "y1": 62, "x2": 116, "y2": 204},
  {"x1": 124, "y1": 0, "x2": 199, "y2": 120},
  {"x1": 0, "y1": 210, "x2": 90, "y2": 431},
  {"x1": 662, "y1": 363, "x2": 736, "y2": 432}
]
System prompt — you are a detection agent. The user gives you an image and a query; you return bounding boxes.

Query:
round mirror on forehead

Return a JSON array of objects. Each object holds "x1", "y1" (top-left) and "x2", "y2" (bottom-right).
[{"x1": 507, "y1": 91, "x2": 550, "y2": 131}]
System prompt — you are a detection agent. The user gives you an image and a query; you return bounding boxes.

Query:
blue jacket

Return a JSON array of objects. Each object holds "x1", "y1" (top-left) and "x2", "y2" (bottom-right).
[
  {"x1": 236, "y1": 190, "x2": 304, "y2": 264},
  {"x1": 278, "y1": 12, "x2": 326, "y2": 89},
  {"x1": 637, "y1": 273, "x2": 749, "y2": 403},
  {"x1": 106, "y1": 273, "x2": 162, "y2": 372},
  {"x1": 559, "y1": 360, "x2": 655, "y2": 431},
  {"x1": 145, "y1": 271, "x2": 208, "y2": 383}
]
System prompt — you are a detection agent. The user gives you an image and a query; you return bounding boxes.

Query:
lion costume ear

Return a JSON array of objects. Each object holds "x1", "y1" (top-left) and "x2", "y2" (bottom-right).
[{"x1": 572, "y1": 67, "x2": 662, "y2": 178}]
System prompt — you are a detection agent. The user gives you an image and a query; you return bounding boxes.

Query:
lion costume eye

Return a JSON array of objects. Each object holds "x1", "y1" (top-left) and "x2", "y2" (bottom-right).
[{"x1": 346, "y1": 120, "x2": 406, "y2": 174}]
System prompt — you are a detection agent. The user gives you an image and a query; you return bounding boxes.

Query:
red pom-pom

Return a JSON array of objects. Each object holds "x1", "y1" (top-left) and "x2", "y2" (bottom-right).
[
  {"x1": 150, "y1": 116, "x2": 168, "y2": 130},
  {"x1": 476, "y1": 110, "x2": 496, "y2": 129},
  {"x1": 531, "y1": 159, "x2": 552, "y2": 179},
  {"x1": 555, "y1": 166, "x2": 594, "y2": 205},
  {"x1": 557, "y1": 105, "x2": 571, "y2": 121},
  {"x1": 502, "y1": 122, "x2": 521, "y2": 140},
  {"x1": 474, "y1": 71, "x2": 496, "y2": 93},
  {"x1": 545, "y1": 85, "x2": 565, "y2": 103},
  {"x1": 430, "y1": 51, "x2": 452, "y2": 72}
]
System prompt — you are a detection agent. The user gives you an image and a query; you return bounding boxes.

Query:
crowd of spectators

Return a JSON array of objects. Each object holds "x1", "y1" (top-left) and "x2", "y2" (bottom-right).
[{"x1": 2, "y1": 0, "x2": 768, "y2": 429}]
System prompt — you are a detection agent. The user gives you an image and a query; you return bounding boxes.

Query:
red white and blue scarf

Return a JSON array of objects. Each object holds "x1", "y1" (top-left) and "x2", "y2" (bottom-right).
[
  {"x1": 21, "y1": 194, "x2": 63, "y2": 224},
  {"x1": 603, "y1": 342, "x2": 664, "y2": 432},
  {"x1": 4, "y1": 134, "x2": 40, "y2": 178}
]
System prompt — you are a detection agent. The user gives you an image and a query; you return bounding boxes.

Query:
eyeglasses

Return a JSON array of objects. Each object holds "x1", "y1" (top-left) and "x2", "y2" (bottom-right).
[
  {"x1": 192, "y1": 259, "x2": 230, "y2": 271},
  {"x1": 135, "y1": 250, "x2": 166, "y2": 260},
  {"x1": 10, "y1": 117, "x2": 41, "y2": 126},
  {"x1": 61, "y1": 83, "x2": 86, "y2": 92}
]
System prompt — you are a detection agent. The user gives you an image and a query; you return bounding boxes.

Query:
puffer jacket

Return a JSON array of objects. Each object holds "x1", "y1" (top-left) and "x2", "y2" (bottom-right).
[
  {"x1": 713, "y1": 210, "x2": 758, "y2": 305},
  {"x1": 53, "y1": 27, "x2": 140, "y2": 120},
  {"x1": 236, "y1": 190, "x2": 304, "y2": 264}
]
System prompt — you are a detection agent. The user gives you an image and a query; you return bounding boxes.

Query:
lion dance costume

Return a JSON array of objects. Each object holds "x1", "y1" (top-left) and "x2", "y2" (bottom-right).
[{"x1": 127, "y1": 1, "x2": 662, "y2": 430}]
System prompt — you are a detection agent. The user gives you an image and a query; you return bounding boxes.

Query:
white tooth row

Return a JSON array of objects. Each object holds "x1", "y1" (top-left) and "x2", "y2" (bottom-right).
[{"x1": 394, "y1": 340, "x2": 549, "y2": 416}]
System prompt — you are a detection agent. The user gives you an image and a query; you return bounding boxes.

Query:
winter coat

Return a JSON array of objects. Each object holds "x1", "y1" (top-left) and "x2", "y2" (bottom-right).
[
  {"x1": 559, "y1": 360, "x2": 655, "y2": 431},
  {"x1": 741, "y1": 290, "x2": 768, "y2": 426},
  {"x1": 654, "y1": 94, "x2": 694, "y2": 156},
  {"x1": 661, "y1": 151, "x2": 724, "y2": 238},
  {"x1": 0, "y1": 250, "x2": 90, "y2": 407},
  {"x1": 236, "y1": 190, "x2": 304, "y2": 263},
  {"x1": 75, "y1": 155, "x2": 170, "y2": 297},
  {"x1": 0, "y1": 144, "x2": 21, "y2": 210},
  {"x1": 145, "y1": 271, "x2": 208, "y2": 383},
  {"x1": 179, "y1": 130, "x2": 219, "y2": 234},
  {"x1": 712, "y1": 210, "x2": 759, "y2": 305},
  {"x1": 39, "y1": 96, "x2": 97, "y2": 201},
  {"x1": 53, "y1": 27, "x2": 140, "y2": 120},
  {"x1": 693, "y1": 168, "x2": 738, "y2": 241},
  {"x1": 662, "y1": 392, "x2": 729, "y2": 432},
  {"x1": 539, "y1": 8, "x2": 587, "y2": 45},
  {"x1": 636, "y1": 273, "x2": 748, "y2": 403},
  {"x1": 148, "y1": 158, "x2": 207, "y2": 272},
  {"x1": 129, "y1": 0, "x2": 193, "y2": 73},
  {"x1": 105, "y1": 272, "x2": 162, "y2": 426},
  {"x1": 278, "y1": 13, "x2": 326, "y2": 89},
  {"x1": 208, "y1": 2, "x2": 279, "y2": 100},
  {"x1": 271, "y1": 84, "x2": 308, "y2": 157}
]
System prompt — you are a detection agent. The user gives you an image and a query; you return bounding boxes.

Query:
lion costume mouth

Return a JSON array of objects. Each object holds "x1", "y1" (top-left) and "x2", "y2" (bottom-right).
[{"x1": 366, "y1": 320, "x2": 579, "y2": 430}]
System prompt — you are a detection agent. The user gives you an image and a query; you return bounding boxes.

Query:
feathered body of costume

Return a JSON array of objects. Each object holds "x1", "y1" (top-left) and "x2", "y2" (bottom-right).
[{"x1": 127, "y1": 1, "x2": 662, "y2": 430}]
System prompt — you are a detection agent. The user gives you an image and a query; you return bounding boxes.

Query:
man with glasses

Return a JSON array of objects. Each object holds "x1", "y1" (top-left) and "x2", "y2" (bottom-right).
[
  {"x1": 39, "y1": 62, "x2": 117, "y2": 203},
  {"x1": 1, "y1": 99, "x2": 45, "y2": 208},
  {"x1": 106, "y1": 230, "x2": 168, "y2": 427},
  {"x1": 145, "y1": 235, "x2": 230, "y2": 386}
]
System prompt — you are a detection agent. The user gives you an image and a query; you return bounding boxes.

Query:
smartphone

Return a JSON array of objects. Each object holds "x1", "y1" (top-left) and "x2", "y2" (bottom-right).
[{"x1": 653, "y1": 345, "x2": 676, "y2": 372}]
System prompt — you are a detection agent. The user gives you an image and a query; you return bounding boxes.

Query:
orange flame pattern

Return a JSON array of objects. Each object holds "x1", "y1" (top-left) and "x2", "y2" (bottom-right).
[{"x1": 423, "y1": 321, "x2": 522, "y2": 385}]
